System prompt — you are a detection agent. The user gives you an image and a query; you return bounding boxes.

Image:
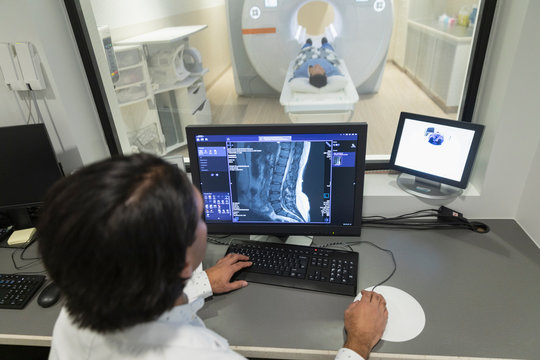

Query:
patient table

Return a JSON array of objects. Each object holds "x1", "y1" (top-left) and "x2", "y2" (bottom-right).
[{"x1": 279, "y1": 60, "x2": 359, "y2": 123}]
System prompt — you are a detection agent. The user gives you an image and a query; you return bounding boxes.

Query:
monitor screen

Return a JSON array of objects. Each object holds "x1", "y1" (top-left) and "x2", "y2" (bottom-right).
[
  {"x1": 186, "y1": 123, "x2": 367, "y2": 237},
  {"x1": 0, "y1": 124, "x2": 64, "y2": 228},
  {"x1": 389, "y1": 112, "x2": 484, "y2": 194}
]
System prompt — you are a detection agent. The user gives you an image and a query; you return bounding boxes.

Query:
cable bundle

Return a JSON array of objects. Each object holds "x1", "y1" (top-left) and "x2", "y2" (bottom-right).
[{"x1": 362, "y1": 207, "x2": 490, "y2": 233}]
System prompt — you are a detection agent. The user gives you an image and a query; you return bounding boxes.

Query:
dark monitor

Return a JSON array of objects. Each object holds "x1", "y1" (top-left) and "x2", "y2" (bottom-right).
[
  {"x1": 389, "y1": 112, "x2": 484, "y2": 199},
  {"x1": 186, "y1": 123, "x2": 367, "y2": 242},
  {"x1": 0, "y1": 124, "x2": 64, "y2": 229}
]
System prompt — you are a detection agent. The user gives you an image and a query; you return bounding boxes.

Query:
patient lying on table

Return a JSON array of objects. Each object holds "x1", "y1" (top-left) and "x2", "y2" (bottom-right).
[{"x1": 290, "y1": 38, "x2": 344, "y2": 88}]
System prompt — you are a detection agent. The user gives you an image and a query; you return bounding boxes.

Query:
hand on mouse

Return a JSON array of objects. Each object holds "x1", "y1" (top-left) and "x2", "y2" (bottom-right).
[
  {"x1": 205, "y1": 253, "x2": 252, "y2": 294},
  {"x1": 343, "y1": 290, "x2": 388, "y2": 359}
]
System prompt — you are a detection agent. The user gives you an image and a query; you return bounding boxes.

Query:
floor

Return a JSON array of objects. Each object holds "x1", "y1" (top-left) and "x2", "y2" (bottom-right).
[{"x1": 198, "y1": 61, "x2": 456, "y2": 156}]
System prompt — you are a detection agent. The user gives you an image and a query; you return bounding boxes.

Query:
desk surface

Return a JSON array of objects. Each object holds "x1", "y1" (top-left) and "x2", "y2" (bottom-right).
[{"x1": 1, "y1": 220, "x2": 539, "y2": 359}]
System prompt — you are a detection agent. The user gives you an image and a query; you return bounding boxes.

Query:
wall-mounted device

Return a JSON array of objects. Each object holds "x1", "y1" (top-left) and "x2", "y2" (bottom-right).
[
  {"x1": 0, "y1": 42, "x2": 46, "y2": 91},
  {"x1": 98, "y1": 26, "x2": 119, "y2": 84},
  {"x1": 389, "y1": 112, "x2": 485, "y2": 199},
  {"x1": 0, "y1": 43, "x2": 25, "y2": 90},
  {"x1": 14, "y1": 42, "x2": 46, "y2": 90}
]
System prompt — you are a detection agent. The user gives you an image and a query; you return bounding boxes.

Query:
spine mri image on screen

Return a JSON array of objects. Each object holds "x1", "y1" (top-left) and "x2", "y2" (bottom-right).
[
  {"x1": 190, "y1": 128, "x2": 364, "y2": 234},
  {"x1": 229, "y1": 140, "x2": 330, "y2": 224}
]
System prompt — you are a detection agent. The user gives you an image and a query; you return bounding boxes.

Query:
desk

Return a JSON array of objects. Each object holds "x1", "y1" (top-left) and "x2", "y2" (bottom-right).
[
  {"x1": 1, "y1": 220, "x2": 539, "y2": 359},
  {"x1": 0, "y1": 243, "x2": 60, "y2": 346},
  {"x1": 201, "y1": 220, "x2": 540, "y2": 360}
]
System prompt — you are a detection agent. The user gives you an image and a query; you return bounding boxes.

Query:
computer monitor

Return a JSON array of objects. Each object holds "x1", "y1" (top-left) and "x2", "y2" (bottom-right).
[
  {"x1": 186, "y1": 123, "x2": 367, "y2": 243},
  {"x1": 389, "y1": 112, "x2": 484, "y2": 199},
  {"x1": 0, "y1": 124, "x2": 64, "y2": 229}
]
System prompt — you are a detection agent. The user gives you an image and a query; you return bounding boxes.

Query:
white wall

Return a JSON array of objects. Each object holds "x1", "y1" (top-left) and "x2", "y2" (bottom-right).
[
  {"x1": 513, "y1": 0, "x2": 540, "y2": 243},
  {"x1": 407, "y1": 0, "x2": 445, "y2": 20},
  {"x1": 90, "y1": 0, "x2": 224, "y2": 29},
  {"x1": 518, "y1": 139, "x2": 540, "y2": 242},
  {"x1": 0, "y1": 0, "x2": 109, "y2": 168}
]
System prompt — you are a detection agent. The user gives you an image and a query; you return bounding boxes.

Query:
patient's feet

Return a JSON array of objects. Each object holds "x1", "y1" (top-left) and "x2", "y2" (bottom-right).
[{"x1": 321, "y1": 37, "x2": 328, "y2": 45}]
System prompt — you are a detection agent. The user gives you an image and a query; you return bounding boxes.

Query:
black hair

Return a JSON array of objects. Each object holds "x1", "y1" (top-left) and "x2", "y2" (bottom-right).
[
  {"x1": 37, "y1": 153, "x2": 199, "y2": 333},
  {"x1": 309, "y1": 73, "x2": 327, "y2": 88}
]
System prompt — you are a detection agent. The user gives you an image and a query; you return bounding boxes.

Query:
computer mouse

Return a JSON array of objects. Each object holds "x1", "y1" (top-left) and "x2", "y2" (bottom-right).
[
  {"x1": 355, "y1": 286, "x2": 425, "y2": 342},
  {"x1": 37, "y1": 282, "x2": 61, "y2": 308}
]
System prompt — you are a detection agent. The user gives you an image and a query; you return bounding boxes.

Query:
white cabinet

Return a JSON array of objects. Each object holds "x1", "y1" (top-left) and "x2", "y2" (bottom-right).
[
  {"x1": 112, "y1": 26, "x2": 211, "y2": 155},
  {"x1": 175, "y1": 80, "x2": 211, "y2": 127},
  {"x1": 113, "y1": 45, "x2": 166, "y2": 154},
  {"x1": 114, "y1": 45, "x2": 153, "y2": 106},
  {"x1": 404, "y1": 20, "x2": 473, "y2": 112}
]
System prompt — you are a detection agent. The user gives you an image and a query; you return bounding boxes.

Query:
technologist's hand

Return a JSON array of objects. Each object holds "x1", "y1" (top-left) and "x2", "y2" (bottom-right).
[
  {"x1": 205, "y1": 253, "x2": 252, "y2": 294},
  {"x1": 343, "y1": 290, "x2": 388, "y2": 359}
]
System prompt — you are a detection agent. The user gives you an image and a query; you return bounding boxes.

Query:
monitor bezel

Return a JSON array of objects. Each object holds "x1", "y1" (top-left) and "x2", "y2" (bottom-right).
[
  {"x1": 186, "y1": 123, "x2": 367, "y2": 237},
  {"x1": 389, "y1": 112, "x2": 485, "y2": 189}
]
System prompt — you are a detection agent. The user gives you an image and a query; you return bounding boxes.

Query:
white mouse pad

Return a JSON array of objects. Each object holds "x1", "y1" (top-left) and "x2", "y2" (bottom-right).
[{"x1": 354, "y1": 286, "x2": 425, "y2": 342}]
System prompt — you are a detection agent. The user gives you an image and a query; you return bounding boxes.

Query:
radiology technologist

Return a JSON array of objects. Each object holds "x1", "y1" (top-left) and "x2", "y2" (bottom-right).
[{"x1": 37, "y1": 153, "x2": 388, "y2": 359}]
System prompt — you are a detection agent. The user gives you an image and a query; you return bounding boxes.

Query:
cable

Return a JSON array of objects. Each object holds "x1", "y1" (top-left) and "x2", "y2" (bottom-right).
[
  {"x1": 40, "y1": 95, "x2": 66, "y2": 152},
  {"x1": 207, "y1": 234, "x2": 237, "y2": 246},
  {"x1": 363, "y1": 208, "x2": 439, "y2": 222},
  {"x1": 30, "y1": 89, "x2": 44, "y2": 123},
  {"x1": 11, "y1": 246, "x2": 43, "y2": 271},
  {"x1": 26, "y1": 92, "x2": 35, "y2": 123},
  {"x1": 362, "y1": 206, "x2": 490, "y2": 233}
]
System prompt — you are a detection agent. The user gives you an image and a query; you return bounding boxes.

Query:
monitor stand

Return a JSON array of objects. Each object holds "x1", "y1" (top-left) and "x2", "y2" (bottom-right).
[
  {"x1": 397, "y1": 173, "x2": 462, "y2": 200},
  {"x1": 6, "y1": 208, "x2": 34, "y2": 230},
  {"x1": 249, "y1": 234, "x2": 313, "y2": 246}
]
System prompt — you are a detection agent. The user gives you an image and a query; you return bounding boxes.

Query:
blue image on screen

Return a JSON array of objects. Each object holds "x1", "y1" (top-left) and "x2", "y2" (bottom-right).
[{"x1": 425, "y1": 127, "x2": 444, "y2": 145}]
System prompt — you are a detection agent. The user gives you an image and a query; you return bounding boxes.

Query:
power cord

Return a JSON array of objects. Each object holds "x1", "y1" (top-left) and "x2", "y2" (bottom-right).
[
  {"x1": 11, "y1": 246, "x2": 44, "y2": 272},
  {"x1": 362, "y1": 206, "x2": 490, "y2": 233}
]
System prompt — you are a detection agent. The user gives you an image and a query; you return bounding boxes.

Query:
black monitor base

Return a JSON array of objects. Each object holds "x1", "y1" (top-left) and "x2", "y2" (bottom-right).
[{"x1": 249, "y1": 234, "x2": 313, "y2": 246}]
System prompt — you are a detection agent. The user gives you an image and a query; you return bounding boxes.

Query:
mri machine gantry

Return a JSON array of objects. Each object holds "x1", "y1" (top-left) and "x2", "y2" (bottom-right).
[{"x1": 226, "y1": 0, "x2": 394, "y2": 96}]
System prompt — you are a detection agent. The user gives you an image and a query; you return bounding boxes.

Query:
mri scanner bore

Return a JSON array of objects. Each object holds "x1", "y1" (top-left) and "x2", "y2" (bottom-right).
[{"x1": 226, "y1": 0, "x2": 393, "y2": 96}]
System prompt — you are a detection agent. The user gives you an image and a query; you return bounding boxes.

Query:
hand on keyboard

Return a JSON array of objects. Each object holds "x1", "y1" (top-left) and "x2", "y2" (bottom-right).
[{"x1": 205, "y1": 253, "x2": 252, "y2": 294}]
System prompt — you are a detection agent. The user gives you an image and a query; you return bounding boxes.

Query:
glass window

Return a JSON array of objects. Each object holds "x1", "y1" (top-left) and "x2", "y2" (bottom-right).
[{"x1": 65, "y1": 0, "x2": 495, "y2": 163}]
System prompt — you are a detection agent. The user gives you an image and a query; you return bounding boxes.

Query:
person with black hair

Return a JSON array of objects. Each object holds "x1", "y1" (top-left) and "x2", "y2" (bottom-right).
[
  {"x1": 291, "y1": 37, "x2": 343, "y2": 88},
  {"x1": 38, "y1": 153, "x2": 387, "y2": 360}
]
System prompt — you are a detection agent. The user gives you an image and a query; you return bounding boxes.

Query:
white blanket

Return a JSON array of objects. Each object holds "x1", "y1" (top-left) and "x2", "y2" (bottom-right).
[{"x1": 280, "y1": 59, "x2": 359, "y2": 114}]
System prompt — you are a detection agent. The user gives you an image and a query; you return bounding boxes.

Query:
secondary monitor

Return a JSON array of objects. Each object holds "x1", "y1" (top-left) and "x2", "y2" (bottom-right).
[
  {"x1": 186, "y1": 123, "x2": 368, "y2": 242},
  {"x1": 0, "y1": 124, "x2": 64, "y2": 229},
  {"x1": 389, "y1": 112, "x2": 484, "y2": 199}
]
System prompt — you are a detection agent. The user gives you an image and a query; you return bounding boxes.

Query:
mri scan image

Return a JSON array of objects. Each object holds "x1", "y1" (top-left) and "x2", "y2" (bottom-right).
[{"x1": 229, "y1": 141, "x2": 330, "y2": 223}]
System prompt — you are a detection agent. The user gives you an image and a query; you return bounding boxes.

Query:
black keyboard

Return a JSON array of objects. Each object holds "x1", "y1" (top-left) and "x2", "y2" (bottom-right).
[
  {"x1": 0, "y1": 274, "x2": 46, "y2": 309},
  {"x1": 226, "y1": 241, "x2": 358, "y2": 296}
]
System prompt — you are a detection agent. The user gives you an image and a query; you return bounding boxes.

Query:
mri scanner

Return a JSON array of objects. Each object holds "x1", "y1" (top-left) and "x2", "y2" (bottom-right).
[{"x1": 226, "y1": 0, "x2": 393, "y2": 121}]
